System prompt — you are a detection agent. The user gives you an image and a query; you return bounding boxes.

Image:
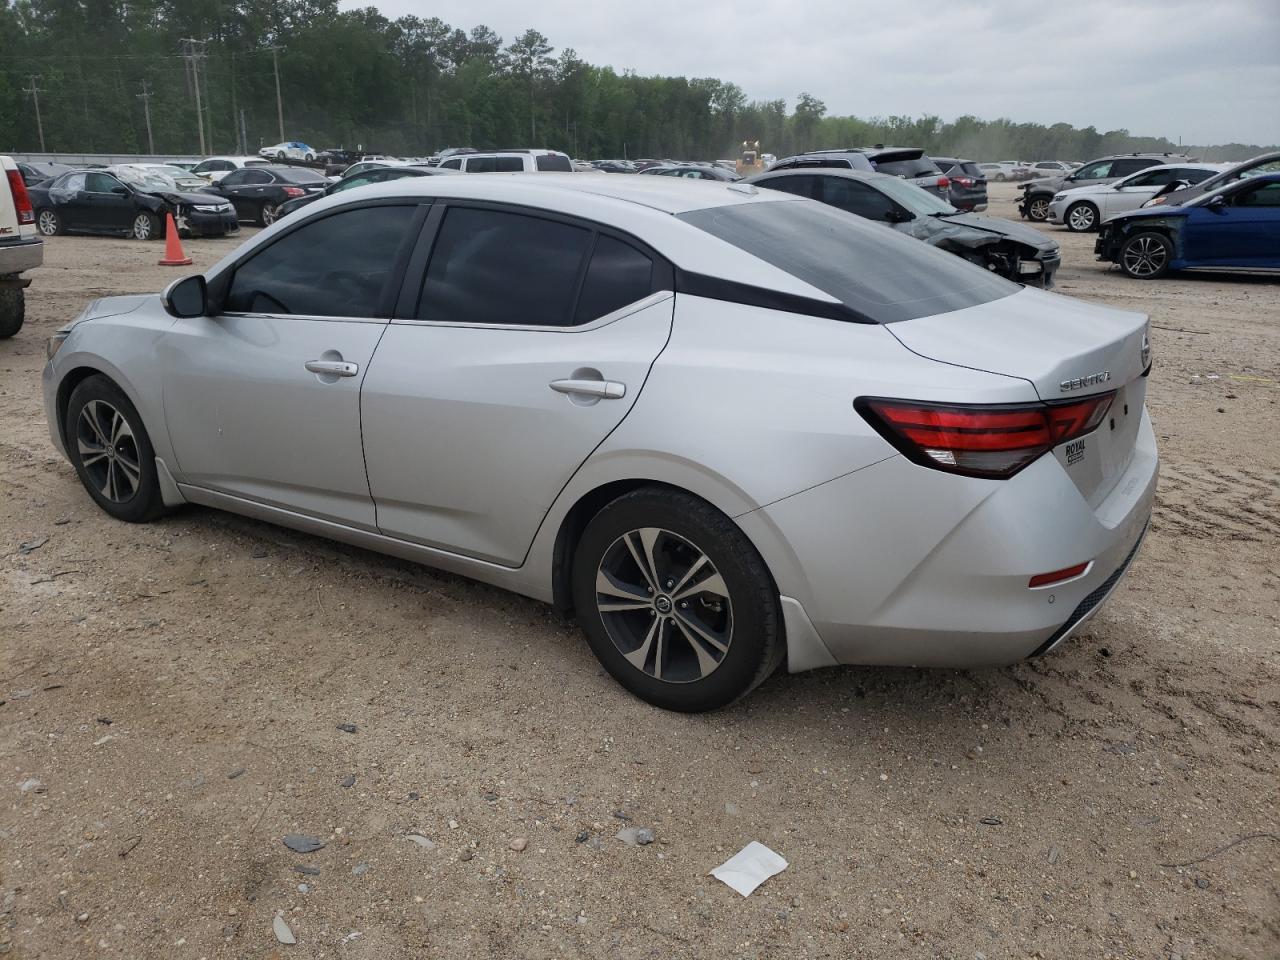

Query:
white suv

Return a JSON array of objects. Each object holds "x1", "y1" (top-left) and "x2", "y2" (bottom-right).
[
  {"x1": 435, "y1": 150, "x2": 573, "y2": 173},
  {"x1": 0, "y1": 155, "x2": 42, "y2": 338}
]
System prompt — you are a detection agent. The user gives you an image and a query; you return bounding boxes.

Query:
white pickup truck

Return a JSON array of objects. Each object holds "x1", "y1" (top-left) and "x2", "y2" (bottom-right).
[{"x1": 0, "y1": 155, "x2": 44, "y2": 338}]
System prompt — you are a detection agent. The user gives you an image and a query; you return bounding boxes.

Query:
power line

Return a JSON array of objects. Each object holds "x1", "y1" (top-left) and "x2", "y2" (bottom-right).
[{"x1": 23, "y1": 75, "x2": 46, "y2": 152}]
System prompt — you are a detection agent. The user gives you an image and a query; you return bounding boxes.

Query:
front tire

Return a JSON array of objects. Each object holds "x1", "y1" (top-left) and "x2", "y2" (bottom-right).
[
  {"x1": 1025, "y1": 196, "x2": 1050, "y2": 221},
  {"x1": 570, "y1": 488, "x2": 783, "y2": 712},
  {"x1": 65, "y1": 376, "x2": 166, "y2": 523},
  {"x1": 0, "y1": 287, "x2": 24, "y2": 339},
  {"x1": 132, "y1": 211, "x2": 161, "y2": 241},
  {"x1": 1065, "y1": 201, "x2": 1099, "y2": 232},
  {"x1": 36, "y1": 208, "x2": 63, "y2": 236},
  {"x1": 304, "y1": 152, "x2": 315, "y2": 162},
  {"x1": 1119, "y1": 231, "x2": 1173, "y2": 279}
]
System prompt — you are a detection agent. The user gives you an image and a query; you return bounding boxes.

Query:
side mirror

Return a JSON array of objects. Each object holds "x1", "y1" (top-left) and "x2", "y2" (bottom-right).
[
  {"x1": 1207, "y1": 195, "x2": 1228, "y2": 213},
  {"x1": 888, "y1": 208, "x2": 915, "y2": 223},
  {"x1": 161, "y1": 275, "x2": 208, "y2": 319}
]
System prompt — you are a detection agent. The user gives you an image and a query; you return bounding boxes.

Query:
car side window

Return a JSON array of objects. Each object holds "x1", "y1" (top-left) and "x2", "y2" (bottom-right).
[
  {"x1": 221, "y1": 170, "x2": 248, "y2": 186},
  {"x1": 1180, "y1": 169, "x2": 1216, "y2": 185},
  {"x1": 86, "y1": 173, "x2": 122, "y2": 193},
  {"x1": 1111, "y1": 159, "x2": 1155, "y2": 177},
  {"x1": 574, "y1": 236, "x2": 655, "y2": 324},
  {"x1": 1235, "y1": 182, "x2": 1280, "y2": 207},
  {"x1": 820, "y1": 177, "x2": 897, "y2": 221},
  {"x1": 417, "y1": 207, "x2": 592, "y2": 326},
  {"x1": 492, "y1": 156, "x2": 524, "y2": 173},
  {"x1": 467, "y1": 157, "x2": 496, "y2": 173},
  {"x1": 440, "y1": 158, "x2": 463, "y2": 170},
  {"x1": 1076, "y1": 160, "x2": 1112, "y2": 180},
  {"x1": 756, "y1": 175, "x2": 818, "y2": 199},
  {"x1": 55, "y1": 173, "x2": 87, "y2": 193},
  {"x1": 226, "y1": 205, "x2": 418, "y2": 317}
]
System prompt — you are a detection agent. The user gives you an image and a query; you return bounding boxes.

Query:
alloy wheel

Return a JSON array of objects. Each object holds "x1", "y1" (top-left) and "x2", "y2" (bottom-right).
[
  {"x1": 262, "y1": 203, "x2": 279, "y2": 226},
  {"x1": 76, "y1": 399, "x2": 141, "y2": 503},
  {"x1": 132, "y1": 214, "x2": 153, "y2": 240},
  {"x1": 1027, "y1": 198, "x2": 1050, "y2": 221},
  {"x1": 1122, "y1": 236, "x2": 1168, "y2": 278},
  {"x1": 594, "y1": 527, "x2": 733, "y2": 684},
  {"x1": 1067, "y1": 204, "x2": 1096, "y2": 231},
  {"x1": 37, "y1": 210, "x2": 58, "y2": 235}
]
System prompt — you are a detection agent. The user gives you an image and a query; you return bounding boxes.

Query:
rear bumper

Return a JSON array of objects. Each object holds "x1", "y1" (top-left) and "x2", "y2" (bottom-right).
[
  {"x1": 744, "y1": 409, "x2": 1158, "y2": 669},
  {"x1": 0, "y1": 235, "x2": 43, "y2": 276}
]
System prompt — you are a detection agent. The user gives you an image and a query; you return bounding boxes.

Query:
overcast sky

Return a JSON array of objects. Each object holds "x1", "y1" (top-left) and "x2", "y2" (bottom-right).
[{"x1": 349, "y1": 0, "x2": 1279, "y2": 145}]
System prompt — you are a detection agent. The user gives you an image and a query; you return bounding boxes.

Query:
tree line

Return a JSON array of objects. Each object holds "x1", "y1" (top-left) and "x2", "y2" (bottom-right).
[{"x1": 1, "y1": 1, "x2": 1273, "y2": 163}]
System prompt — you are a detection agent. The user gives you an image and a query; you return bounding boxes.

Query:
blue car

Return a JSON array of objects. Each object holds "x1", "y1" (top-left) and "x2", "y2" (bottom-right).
[{"x1": 1095, "y1": 173, "x2": 1280, "y2": 278}]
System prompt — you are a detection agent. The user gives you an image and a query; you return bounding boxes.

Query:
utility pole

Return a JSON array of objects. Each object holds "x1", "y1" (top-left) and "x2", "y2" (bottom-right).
[
  {"x1": 267, "y1": 45, "x2": 285, "y2": 141},
  {"x1": 23, "y1": 75, "x2": 45, "y2": 152},
  {"x1": 137, "y1": 79, "x2": 155, "y2": 154},
  {"x1": 180, "y1": 38, "x2": 208, "y2": 155}
]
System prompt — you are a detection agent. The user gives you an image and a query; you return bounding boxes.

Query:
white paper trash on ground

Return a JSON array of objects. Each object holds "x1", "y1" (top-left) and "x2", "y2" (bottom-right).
[{"x1": 711, "y1": 841, "x2": 788, "y2": 897}]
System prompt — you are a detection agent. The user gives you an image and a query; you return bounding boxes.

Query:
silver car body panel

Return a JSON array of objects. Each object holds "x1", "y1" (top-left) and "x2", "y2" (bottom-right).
[{"x1": 43, "y1": 174, "x2": 1158, "y2": 675}]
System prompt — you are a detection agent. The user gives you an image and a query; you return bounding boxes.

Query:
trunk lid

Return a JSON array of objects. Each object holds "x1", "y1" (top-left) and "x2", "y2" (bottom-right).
[{"x1": 887, "y1": 286, "x2": 1152, "y2": 507}]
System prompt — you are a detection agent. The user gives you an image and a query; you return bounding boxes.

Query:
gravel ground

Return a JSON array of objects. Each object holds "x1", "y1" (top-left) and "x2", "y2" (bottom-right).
[{"x1": 1, "y1": 184, "x2": 1277, "y2": 959}]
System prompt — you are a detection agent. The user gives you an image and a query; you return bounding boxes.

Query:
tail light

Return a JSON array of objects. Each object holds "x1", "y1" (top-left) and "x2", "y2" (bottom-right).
[
  {"x1": 954, "y1": 176, "x2": 974, "y2": 187},
  {"x1": 282, "y1": 186, "x2": 305, "y2": 197},
  {"x1": 936, "y1": 176, "x2": 950, "y2": 190},
  {"x1": 855, "y1": 394, "x2": 1115, "y2": 479},
  {"x1": 6, "y1": 170, "x2": 35, "y2": 225}
]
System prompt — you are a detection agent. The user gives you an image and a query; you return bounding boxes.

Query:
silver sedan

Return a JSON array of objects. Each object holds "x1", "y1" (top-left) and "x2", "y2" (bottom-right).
[{"x1": 43, "y1": 174, "x2": 1157, "y2": 711}]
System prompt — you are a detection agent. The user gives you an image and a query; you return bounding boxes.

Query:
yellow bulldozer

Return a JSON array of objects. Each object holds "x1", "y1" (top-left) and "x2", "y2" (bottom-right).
[{"x1": 736, "y1": 140, "x2": 765, "y2": 177}]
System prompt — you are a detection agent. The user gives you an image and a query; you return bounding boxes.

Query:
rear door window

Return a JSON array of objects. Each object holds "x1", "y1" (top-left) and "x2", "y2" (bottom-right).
[
  {"x1": 226, "y1": 205, "x2": 418, "y2": 317},
  {"x1": 418, "y1": 207, "x2": 592, "y2": 326},
  {"x1": 492, "y1": 156, "x2": 525, "y2": 173},
  {"x1": 466, "y1": 156, "x2": 496, "y2": 173},
  {"x1": 574, "y1": 236, "x2": 655, "y2": 324},
  {"x1": 1111, "y1": 158, "x2": 1160, "y2": 177},
  {"x1": 819, "y1": 177, "x2": 898, "y2": 221},
  {"x1": 535, "y1": 154, "x2": 572, "y2": 172}
]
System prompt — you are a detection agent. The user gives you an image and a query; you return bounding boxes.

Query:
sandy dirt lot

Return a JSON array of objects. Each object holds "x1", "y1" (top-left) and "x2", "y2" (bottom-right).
[{"x1": 1, "y1": 184, "x2": 1277, "y2": 959}]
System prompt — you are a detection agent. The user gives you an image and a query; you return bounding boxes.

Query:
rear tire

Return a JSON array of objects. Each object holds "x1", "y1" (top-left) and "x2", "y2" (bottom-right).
[
  {"x1": 1119, "y1": 231, "x2": 1173, "y2": 279},
  {"x1": 259, "y1": 202, "x2": 279, "y2": 227},
  {"x1": 0, "y1": 287, "x2": 24, "y2": 339},
  {"x1": 570, "y1": 488, "x2": 783, "y2": 712},
  {"x1": 1065, "y1": 201, "x2": 1099, "y2": 232},
  {"x1": 65, "y1": 375, "x2": 166, "y2": 523}
]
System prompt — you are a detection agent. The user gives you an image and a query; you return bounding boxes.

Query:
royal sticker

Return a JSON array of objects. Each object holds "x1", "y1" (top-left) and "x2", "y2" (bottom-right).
[{"x1": 1065, "y1": 439, "x2": 1087, "y2": 466}]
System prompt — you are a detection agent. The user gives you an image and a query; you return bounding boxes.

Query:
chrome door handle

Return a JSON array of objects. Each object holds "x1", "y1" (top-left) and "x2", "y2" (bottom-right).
[
  {"x1": 305, "y1": 359, "x2": 359, "y2": 377},
  {"x1": 549, "y1": 378, "x2": 626, "y2": 400}
]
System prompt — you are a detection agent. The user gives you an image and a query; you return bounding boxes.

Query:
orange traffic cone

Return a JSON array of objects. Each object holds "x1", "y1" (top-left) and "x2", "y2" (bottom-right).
[{"x1": 158, "y1": 212, "x2": 193, "y2": 266}]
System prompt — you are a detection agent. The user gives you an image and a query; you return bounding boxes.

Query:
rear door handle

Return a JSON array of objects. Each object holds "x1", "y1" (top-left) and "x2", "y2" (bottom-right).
[
  {"x1": 305, "y1": 359, "x2": 359, "y2": 377},
  {"x1": 550, "y1": 378, "x2": 626, "y2": 400}
]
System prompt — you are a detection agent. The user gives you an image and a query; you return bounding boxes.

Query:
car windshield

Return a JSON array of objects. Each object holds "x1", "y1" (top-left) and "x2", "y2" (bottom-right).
[
  {"x1": 678, "y1": 199, "x2": 1017, "y2": 323},
  {"x1": 869, "y1": 176, "x2": 958, "y2": 216}
]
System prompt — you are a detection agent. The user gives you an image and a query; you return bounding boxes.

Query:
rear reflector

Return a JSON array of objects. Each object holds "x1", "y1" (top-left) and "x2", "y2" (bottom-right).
[
  {"x1": 1029, "y1": 562, "x2": 1090, "y2": 588},
  {"x1": 855, "y1": 393, "x2": 1115, "y2": 479},
  {"x1": 5, "y1": 170, "x2": 34, "y2": 225}
]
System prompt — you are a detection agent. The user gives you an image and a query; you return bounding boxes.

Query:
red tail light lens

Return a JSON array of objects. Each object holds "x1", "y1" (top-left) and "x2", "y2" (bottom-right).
[
  {"x1": 955, "y1": 176, "x2": 974, "y2": 187},
  {"x1": 936, "y1": 176, "x2": 950, "y2": 189},
  {"x1": 6, "y1": 170, "x2": 34, "y2": 225},
  {"x1": 282, "y1": 186, "x2": 305, "y2": 197},
  {"x1": 856, "y1": 393, "x2": 1115, "y2": 479}
]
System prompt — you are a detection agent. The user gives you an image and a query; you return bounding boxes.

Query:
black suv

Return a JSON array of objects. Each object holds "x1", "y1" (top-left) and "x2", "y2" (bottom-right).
[
  {"x1": 931, "y1": 157, "x2": 988, "y2": 212},
  {"x1": 1018, "y1": 153, "x2": 1193, "y2": 221}
]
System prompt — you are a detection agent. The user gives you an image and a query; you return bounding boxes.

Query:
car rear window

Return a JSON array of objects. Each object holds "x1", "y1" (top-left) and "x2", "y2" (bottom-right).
[
  {"x1": 536, "y1": 153, "x2": 572, "y2": 172},
  {"x1": 678, "y1": 200, "x2": 1017, "y2": 323},
  {"x1": 960, "y1": 162, "x2": 984, "y2": 177},
  {"x1": 277, "y1": 167, "x2": 328, "y2": 183},
  {"x1": 873, "y1": 157, "x2": 942, "y2": 178}
]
